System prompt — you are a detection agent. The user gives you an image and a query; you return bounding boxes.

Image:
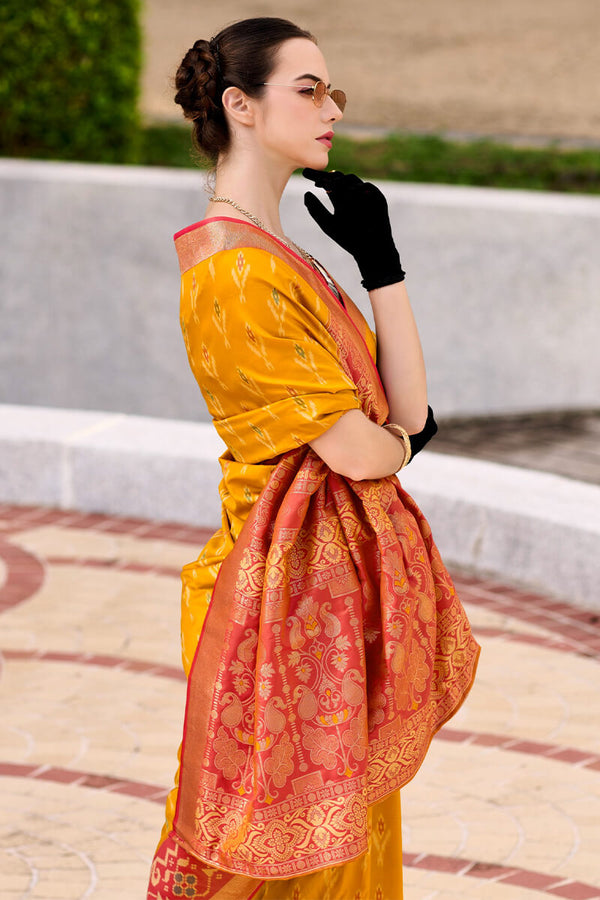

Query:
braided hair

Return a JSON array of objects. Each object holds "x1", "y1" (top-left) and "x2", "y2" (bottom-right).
[{"x1": 174, "y1": 17, "x2": 315, "y2": 161}]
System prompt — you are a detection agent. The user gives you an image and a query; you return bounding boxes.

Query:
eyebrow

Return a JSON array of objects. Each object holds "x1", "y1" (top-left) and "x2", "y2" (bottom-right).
[{"x1": 294, "y1": 73, "x2": 332, "y2": 88}]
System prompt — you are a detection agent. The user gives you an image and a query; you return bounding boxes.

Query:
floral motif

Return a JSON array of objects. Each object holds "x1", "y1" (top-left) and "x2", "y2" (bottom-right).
[
  {"x1": 346, "y1": 797, "x2": 368, "y2": 833},
  {"x1": 302, "y1": 725, "x2": 340, "y2": 769},
  {"x1": 295, "y1": 661, "x2": 313, "y2": 683},
  {"x1": 264, "y1": 734, "x2": 294, "y2": 788},
  {"x1": 258, "y1": 678, "x2": 272, "y2": 699},
  {"x1": 388, "y1": 616, "x2": 405, "y2": 639},
  {"x1": 266, "y1": 821, "x2": 292, "y2": 856},
  {"x1": 233, "y1": 675, "x2": 251, "y2": 693},
  {"x1": 342, "y1": 716, "x2": 367, "y2": 762},
  {"x1": 212, "y1": 727, "x2": 246, "y2": 780},
  {"x1": 331, "y1": 650, "x2": 349, "y2": 671},
  {"x1": 364, "y1": 626, "x2": 380, "y2": 643},
  {"x1": 368, "y1": 690, "x2": 387, "y2": 730}
]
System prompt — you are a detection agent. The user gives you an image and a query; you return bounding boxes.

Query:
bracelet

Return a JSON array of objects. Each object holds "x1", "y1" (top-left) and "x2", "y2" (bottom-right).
[{"x1": 383, "y1": 422, "x2": 412, "y2": 470}]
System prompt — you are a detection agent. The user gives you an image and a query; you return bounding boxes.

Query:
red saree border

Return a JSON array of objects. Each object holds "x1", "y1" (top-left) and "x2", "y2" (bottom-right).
[
  {"x1": 172, "y1": 446, "x2": 480, "y2": 879},
  {"x1": 148, "y1": 832, "x2": 265, "y2": 899},
  {"x1": 174, "y1": 216, "x2": 339, "y2": 307}
]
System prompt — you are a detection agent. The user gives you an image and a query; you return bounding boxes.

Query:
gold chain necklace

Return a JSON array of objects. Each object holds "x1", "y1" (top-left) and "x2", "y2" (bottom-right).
[
  {"x1": 209, "y1": 196, "x2": 310, "y2": 259},
  {"x1": 208, "y1": 195, "x2": 342, "y2": 301}
]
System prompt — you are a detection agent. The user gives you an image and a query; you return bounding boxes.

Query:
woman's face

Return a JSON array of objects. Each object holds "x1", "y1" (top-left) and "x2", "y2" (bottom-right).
[{"x1": 250, "y1": 38, "x2": 344, "y2": 172}]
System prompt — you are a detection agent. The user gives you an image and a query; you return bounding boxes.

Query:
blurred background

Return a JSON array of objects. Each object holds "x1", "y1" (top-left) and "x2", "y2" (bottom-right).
[
  {"x1": 1, "y1": 0, "x2": 599, "y2": 478},
  {"x1": 3, "y1": 0, "x2": 600, "y2": 175},
  {"x1": 144, "y1": 0, "x2": 600, "y2": 141},
  {"x1": 1, "y1": 9, "x2": 600, "y2": 898}
]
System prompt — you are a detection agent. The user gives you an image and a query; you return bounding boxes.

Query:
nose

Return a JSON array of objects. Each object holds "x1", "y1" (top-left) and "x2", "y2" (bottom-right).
[{"x1": 323, "y1": 94, "x2": 344, "y2": 122}]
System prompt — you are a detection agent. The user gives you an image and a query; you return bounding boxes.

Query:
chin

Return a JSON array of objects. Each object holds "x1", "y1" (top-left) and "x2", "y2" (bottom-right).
[{"x1": 300, "y1": 152, "x2": 330, "y2": 171}]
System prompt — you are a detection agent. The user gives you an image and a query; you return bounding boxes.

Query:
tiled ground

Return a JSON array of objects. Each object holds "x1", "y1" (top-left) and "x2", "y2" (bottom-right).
[
  {"x1": 434, "y1": 410, "x2": 600, "y2": 487},
  {"x1": 1, "y1": 503, "x2": 600, "y2": 900}
]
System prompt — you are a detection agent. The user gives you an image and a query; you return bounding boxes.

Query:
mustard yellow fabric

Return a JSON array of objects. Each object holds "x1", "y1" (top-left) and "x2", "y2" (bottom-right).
[
  {"x1": 178, "y1": 247, "x2": 367, "y2": 676},
  {"x1": 159, "y1": 242, "x2": 403, "y2": 898}
]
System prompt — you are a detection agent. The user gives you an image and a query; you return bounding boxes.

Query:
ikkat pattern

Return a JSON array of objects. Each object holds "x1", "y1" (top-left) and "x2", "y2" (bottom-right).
[{"x1": 147, "y1": 217, "x2": 480, "y2": 895}]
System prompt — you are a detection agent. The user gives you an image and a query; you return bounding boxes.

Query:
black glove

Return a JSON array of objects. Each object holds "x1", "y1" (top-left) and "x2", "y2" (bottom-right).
[
  {"x1": 302, "y1": 168, "x2": 405, "y2": 291},
  {"x1": 408, "y1": 406, "x2": 438, "y2": 458}
]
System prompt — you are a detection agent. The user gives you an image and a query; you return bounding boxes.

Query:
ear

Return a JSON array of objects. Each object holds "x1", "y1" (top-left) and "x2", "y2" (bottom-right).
[{"x1": 222, "y1": 86, "x2": 255, "y2": 126}]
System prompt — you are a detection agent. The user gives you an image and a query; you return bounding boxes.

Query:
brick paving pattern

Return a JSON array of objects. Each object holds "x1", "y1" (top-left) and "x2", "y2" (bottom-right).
[{"x1": 1, "y1": 503, "x2": 600, "y2": 899}]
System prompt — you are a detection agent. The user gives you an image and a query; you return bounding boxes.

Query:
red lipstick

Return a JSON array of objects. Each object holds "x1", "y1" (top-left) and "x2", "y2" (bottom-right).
[{"x1": 317, "y1": 131, "x2": 334, "y2": 149}]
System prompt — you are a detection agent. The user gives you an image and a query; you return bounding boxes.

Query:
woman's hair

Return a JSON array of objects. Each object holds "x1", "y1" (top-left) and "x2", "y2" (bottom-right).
[{"x1": 174, "y1": 17, "x2": 315, "y2": 162}]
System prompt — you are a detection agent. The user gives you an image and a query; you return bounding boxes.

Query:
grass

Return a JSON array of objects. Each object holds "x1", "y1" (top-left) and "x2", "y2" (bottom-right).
[{"x1": 139, "y1": 123, "x2": 600, "y2": 193}]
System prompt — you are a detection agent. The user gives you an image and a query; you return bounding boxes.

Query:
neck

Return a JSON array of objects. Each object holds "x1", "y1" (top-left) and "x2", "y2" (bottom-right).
[{"x1": 209, "y1": 147, "x2": 295, "y2": 236}]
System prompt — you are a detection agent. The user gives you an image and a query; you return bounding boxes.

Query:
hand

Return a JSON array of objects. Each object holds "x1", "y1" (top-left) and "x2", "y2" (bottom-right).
[{"x1": 302, "y1": 168, "x2": 405, "y2": 291}]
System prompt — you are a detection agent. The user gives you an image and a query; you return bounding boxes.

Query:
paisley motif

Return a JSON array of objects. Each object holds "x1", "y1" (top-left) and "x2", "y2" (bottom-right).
[
  {"x1": 148, "y1": 217, "x2": 480, "y2": 898},
  {"x1": 173, "y1": 447, "x2": 480, "y2": 879}
]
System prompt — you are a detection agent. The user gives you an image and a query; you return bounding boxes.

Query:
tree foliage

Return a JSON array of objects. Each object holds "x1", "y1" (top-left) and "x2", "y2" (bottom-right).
[{"x1": 0, "y1": 0, "x2": 141, "y2": 162}]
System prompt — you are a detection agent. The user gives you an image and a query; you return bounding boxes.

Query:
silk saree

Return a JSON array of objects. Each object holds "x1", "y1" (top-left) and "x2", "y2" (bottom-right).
[{"x1": 147, "y1": 218, "x2": 480, "y2": 900}]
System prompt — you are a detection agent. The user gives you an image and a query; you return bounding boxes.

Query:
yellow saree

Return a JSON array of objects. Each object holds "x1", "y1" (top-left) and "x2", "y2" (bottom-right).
[{"x1": 147, "y1": 218, "x2": 480, "y2": 900}]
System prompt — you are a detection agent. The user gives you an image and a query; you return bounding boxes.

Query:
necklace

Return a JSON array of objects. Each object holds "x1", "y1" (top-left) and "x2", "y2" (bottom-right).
[
  {"x1": 208, "y1": 195, "x2": 342, "y2": 301},
  {"x1": 209, "y1": 196, "x2": 308, "y2": 257}
]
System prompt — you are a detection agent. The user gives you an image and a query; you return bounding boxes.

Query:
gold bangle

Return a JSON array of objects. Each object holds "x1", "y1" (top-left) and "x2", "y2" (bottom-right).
[{"x1": 383, "y1": 422, "x2": 412, "y2": 470}]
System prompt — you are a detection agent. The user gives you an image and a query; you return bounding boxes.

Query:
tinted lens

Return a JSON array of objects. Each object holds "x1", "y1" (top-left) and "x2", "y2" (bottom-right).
[
  {"x1": 312, "y1": 82, "x2": 346, "y2": 112},
  {"x1": 331, "y1": 89, "x2": 346, "y2": 112},
  {"x1": 312, "y1": 82, "x2": 327, "y2": 106}
]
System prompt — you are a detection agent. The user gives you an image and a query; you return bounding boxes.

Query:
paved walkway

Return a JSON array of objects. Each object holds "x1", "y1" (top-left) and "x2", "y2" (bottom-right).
[
  {"x1": 1, "y1": 502, "x2": 600, "y2": 899},
  {"x1": 435, "y1": 410, "x2": 600, "y2": 487}
]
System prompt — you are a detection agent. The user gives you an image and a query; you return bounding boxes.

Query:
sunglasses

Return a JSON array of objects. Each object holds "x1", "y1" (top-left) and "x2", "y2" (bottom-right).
[{"x1": 261, "y1": 81, "x2": 347, "y2": 112}]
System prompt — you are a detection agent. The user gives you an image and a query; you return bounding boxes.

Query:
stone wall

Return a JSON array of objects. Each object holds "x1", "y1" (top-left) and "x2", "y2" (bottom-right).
[{"x1": 1, "y1": 158, "x2": 599, "y2": 421}]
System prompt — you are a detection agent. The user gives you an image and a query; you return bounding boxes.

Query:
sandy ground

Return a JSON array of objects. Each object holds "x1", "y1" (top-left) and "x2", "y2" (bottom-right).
[{"x1": 141, "y1": 0, "x2": 600, "y2": 140}]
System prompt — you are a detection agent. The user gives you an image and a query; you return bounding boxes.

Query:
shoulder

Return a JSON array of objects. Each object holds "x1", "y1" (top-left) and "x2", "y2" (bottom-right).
[
  {"x1": 174, "y1": 218, "x2": 309, "y2": 282},
  {"x1": 184, "y1": 245, "x2": 322, "y2": 316}
]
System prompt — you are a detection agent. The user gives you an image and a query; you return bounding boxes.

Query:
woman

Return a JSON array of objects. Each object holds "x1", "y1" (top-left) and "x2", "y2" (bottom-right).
[{"x1": 147, "y1": 17, "x2": 479, "y2": 900}]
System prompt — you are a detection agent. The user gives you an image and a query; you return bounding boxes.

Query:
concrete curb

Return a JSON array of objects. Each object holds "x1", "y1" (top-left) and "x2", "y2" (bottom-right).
[
  {"x1": 1, "y1": 403, "x2": 598, "y2": 609},
  {"x1": 400, "y1": 453, "x2": 600, "y2": 610}
]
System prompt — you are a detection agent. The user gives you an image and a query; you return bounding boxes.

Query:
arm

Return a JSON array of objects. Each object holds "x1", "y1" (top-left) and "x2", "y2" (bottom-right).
[
  {"x1": 303, "y1": 169, "x2": 435, "y2": 477},
  {"x1": 308, "y1": 281, "x2": 429, "y2": 479},
  {"x1": 303, "y1": 169, "x2": 429, "y2": 435},
  {"x1": 309, "y1": 409, "x2": 407, "y2": 481},
  {"x1": 369, "y1": 281, "x2": 428, "y2": 433}
]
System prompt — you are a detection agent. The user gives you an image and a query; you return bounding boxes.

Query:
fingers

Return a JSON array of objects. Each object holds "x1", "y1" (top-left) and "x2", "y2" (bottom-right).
[
  {"x1": 303, "y1": 191, "x2": 335, "y2": 231},
  {"x1": 302, "y1": 167, "x2": 337, "y2": 186},
  {"x1": 302, "y1": 168, "x2": 362, "y2": 193},
  {"x1": 303, "y1": 170, "x2": 388, "y2": 238},
  {"x1": 302, "y1": 167, "x2": 324, "y2": 184}
]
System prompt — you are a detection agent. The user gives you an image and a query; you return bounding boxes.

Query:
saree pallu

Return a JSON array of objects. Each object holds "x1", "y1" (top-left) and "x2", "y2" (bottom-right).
[{"x1": 148, "y1": 219, "x2": 480, "y2": 900}]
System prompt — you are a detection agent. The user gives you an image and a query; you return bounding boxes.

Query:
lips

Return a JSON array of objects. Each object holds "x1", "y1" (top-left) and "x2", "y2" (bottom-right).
[{"x1": 317, "y1": 131, "x2": 334, "y2": 149}]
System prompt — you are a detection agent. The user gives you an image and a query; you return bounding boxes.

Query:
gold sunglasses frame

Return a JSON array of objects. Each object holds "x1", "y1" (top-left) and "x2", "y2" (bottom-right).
[{"x1": 260, "y1": 81, "x2": 346, "y2": 112}]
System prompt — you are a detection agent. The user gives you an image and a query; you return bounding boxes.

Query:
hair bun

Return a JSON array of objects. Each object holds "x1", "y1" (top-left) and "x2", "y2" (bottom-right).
[
  {"x1": 174, "y1": 18, "x2": 315, "y2": 162},
  {"x1": 174, "y1": 39, "x2": 219, "y2": 121}
]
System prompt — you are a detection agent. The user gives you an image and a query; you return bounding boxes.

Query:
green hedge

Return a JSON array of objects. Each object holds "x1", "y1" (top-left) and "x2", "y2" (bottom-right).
[
  {"x1": 139, "y1": 125, "x2": 600, "y2": 194},
  {"x1": 0, "y1": 1, "x2": 141, "y2": 163}
]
